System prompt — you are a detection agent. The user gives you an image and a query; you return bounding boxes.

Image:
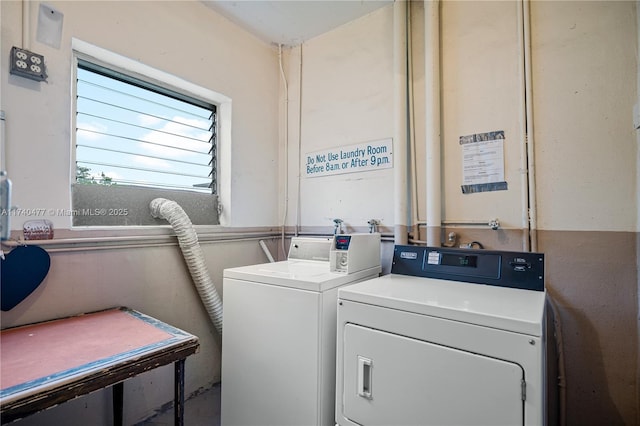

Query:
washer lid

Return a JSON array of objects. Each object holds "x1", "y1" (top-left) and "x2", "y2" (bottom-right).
[
  {"x1": 224, "y1": 260, "x2": 381, "y2": 292},
  {"x1": 338, "y1": 274, "x2": 546, "y2": 336}
]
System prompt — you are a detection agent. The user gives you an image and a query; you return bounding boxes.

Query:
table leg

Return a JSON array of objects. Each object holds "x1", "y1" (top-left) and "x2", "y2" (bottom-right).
[
  {"x1": 113, "y1": 382, "x2": 123, "y2": 426},
  {"x1": 174, "y1": 359, "x2": 186, "y2": 426}
]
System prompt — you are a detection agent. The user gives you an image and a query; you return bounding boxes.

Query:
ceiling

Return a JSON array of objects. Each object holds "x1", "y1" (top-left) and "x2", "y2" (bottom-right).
[{"x1": 202, "y1": 0, "x2": 394, "y2": 46}]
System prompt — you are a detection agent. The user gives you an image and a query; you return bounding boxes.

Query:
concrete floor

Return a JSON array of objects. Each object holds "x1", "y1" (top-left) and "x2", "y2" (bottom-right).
[{"x1": 137, "y1": 384, "x2": 220, "y2": 426}]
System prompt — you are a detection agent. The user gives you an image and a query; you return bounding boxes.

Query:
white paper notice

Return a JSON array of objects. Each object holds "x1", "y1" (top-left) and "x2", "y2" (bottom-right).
[{"x1": 462, "y1": 139, "x2": 504, "y2": 185}]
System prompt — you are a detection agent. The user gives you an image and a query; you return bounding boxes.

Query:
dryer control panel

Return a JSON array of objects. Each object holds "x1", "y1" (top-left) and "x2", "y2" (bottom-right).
[
  {"x1": 392, "y1": 245, "x2": 544, "y2": 291},
  {"x1": 330, "y1": 233, "x2": 381, "y2": 274}
]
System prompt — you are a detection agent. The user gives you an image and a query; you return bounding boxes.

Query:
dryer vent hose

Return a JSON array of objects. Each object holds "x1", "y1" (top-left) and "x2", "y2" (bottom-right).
[{"x1": 150, "y1": 198, "x2": 223, "y2": 335}]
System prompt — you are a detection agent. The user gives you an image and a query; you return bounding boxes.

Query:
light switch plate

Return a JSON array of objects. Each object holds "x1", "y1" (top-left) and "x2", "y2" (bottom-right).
[{"x1": 9, "y1": 46, "x2": 47, "y2": 82}]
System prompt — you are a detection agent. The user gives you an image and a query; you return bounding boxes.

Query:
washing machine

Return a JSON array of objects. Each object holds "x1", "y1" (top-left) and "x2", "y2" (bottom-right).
[
  {"x1": 336, "y1": 245, "x2": 547, "y2": 426},
  {"x1": 221, "y1": 234, "x2": 381, "y2": 426}
]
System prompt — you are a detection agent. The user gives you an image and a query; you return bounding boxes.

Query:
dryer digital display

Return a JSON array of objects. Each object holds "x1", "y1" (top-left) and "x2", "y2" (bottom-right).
[{"x1": 440, "y1": 254, "x2": 478, "y2": 268}]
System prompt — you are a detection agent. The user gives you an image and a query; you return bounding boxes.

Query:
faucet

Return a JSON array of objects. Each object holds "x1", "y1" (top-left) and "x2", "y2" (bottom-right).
[{"x1": 333, "y1": 218, "x2": 344, "y2": 235}]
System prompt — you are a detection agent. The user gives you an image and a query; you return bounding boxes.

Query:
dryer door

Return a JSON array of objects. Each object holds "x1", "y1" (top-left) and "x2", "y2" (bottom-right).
[{"x1": 341, "y1": 324, "x2": 524, "y2": 426}]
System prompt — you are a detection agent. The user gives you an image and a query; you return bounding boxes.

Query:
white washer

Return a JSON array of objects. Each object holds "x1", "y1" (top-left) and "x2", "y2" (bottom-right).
[
  {"x1": 336, "y1": 245, "x2": 547, "y2": 426},
  {"x1": 221, "y1": 234, "x2": 381, "y2": 426}
]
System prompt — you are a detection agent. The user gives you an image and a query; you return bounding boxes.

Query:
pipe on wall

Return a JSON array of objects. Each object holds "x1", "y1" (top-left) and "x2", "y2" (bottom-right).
[
  {"x1": 425, "y1": 0, "x2": 442, "y2": 246},
  {"x1": 407, "y1": 1, "x2": 421, "y2": 241},
  {"x1": 517, "y1": 0, "x2": 530, "y2": 252},
  {"x1": 1, "y1": 235, "x2": 280, "y2": 254},
  {"x1": 22, "y1": 0, "x2": 30, "y2": 50},
  {"x1": 636, "y1": 3, "x2": 640, "y2": 424},
  {"x1": 637, "y1": 0, "x2": 640, "y2": 233},
  {"x1": 296, "y1": 45, "x2": 304, "y2": 238},
  {"x1": 522, "y1": 0, "x2": 538, "y2": 252},
  {"x1": 393, "y1": 0, "x2": 409, "y2": 245},
  {"x1": 278, "y1": 44, "x2": 289, "y2": 259},
  {"x1": 259, "y1": 239, "x2": 276, "y2": 263}
]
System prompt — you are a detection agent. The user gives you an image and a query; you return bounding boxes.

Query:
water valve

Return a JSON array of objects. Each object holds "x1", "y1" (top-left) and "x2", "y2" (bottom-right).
[{"x1": 333, "y1": 218, "x2": 344, "y2": 235}]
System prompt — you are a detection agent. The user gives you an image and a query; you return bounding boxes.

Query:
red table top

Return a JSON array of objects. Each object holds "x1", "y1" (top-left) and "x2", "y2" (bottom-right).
[{"x1": 1, "y1": 308, "x2": 193, "y2": 398}]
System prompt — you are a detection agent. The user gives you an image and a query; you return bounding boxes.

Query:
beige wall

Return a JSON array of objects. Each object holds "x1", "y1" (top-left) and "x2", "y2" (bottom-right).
[
  {"x1": 530, "y1": 2, "x2": 638, "y2": 423},
  {"x1": 290, "y1": 5, "x2": 397, "y2": 232},
  {"x1": 441, "y1": 0, "x2": 528, "y2": 232},
  {"x1": 532, "y1": 1, "x2": 637, "y2": 232},
  {"x1": 0, "y1": 238, "x2": 279, "y2": 425},
  {"x1": 289, "y1": 0, "x2": 639, "y2": 424},
  {"x1": 1, "y1": 0, "x2": 638, "y2": 425},
  {"x1": 539, "y1": 230, "x2": 637, "y2": 425},
  {"x1": 1, "y1": 0, "x2": 280, "y2": 228},
  {"x1": 441, "y1": 2, "x2": 639, "y2": 423},
  {"x1": 1, "y1": 0, "x2": 281, "y2": 424}
]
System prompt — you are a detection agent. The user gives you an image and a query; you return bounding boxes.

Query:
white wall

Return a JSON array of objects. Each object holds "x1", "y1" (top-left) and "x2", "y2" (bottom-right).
[
  {"x1": 441, "y1": 0, "x2": 527, "y2": 231},
  {"x1": 1, "y1": 0, "x2": 280, "y2": 229},
  {"x1": 2, "y1": 0, "x2": 638, "y2": 424},
  {"x1": 283, "y1": 1, "x2": 639, "y2": 423},
  {"x1": 531, "y1": 1, "x2": 637, "y2": 232},
  {"x1": 1, "y1": 1, "x2": 281, "y2": 424},
  {"x1": 286, "y1": 5, "x2": 397, "y2": 232}
]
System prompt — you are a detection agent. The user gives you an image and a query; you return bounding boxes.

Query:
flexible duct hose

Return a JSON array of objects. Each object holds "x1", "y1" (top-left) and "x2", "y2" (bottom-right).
[{"x1": 150, "y1": 198, "x2": 223, "y2": 334}]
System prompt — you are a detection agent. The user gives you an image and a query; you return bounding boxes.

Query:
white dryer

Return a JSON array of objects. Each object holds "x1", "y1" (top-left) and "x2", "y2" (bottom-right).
[
  {"x1": 336, "y1": 245, "x2": 547, "y2": 426},
  {"x1": 221, "y1": 234, "x2": 381, "y2": 426}
]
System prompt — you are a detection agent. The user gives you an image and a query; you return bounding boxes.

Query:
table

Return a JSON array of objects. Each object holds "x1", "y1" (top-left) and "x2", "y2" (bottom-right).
[{"x1": 0, "y1": 307, "x2": 200, "y2": 425}]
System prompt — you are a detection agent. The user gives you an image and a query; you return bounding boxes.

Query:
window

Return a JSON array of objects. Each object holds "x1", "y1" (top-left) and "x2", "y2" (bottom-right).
[
  {"x1": 76, "y1": 61, "x2": 217, "y2": 193},
  {"x1": 71, "y1": 42, "x2": 228, "y2": 227}
]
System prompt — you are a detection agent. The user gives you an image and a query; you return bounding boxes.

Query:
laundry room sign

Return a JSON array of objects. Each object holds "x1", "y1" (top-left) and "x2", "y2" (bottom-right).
[{"x1": 304, "y1": 138, "x2": 393, "y2": 178}]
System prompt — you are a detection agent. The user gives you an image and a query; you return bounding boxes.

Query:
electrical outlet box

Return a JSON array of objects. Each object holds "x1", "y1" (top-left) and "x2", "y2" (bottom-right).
[{"x1": 9, "y1": 46, "x2": 47, "y2": 82}]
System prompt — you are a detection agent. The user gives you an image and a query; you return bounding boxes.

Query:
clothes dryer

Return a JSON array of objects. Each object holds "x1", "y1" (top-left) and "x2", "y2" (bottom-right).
[
  {"x1": 221, "y1": 234, "x2": 381, "y2": 426},
  {"x1": 336, "y1": 245, "x2": 547, "y2": 426}
]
